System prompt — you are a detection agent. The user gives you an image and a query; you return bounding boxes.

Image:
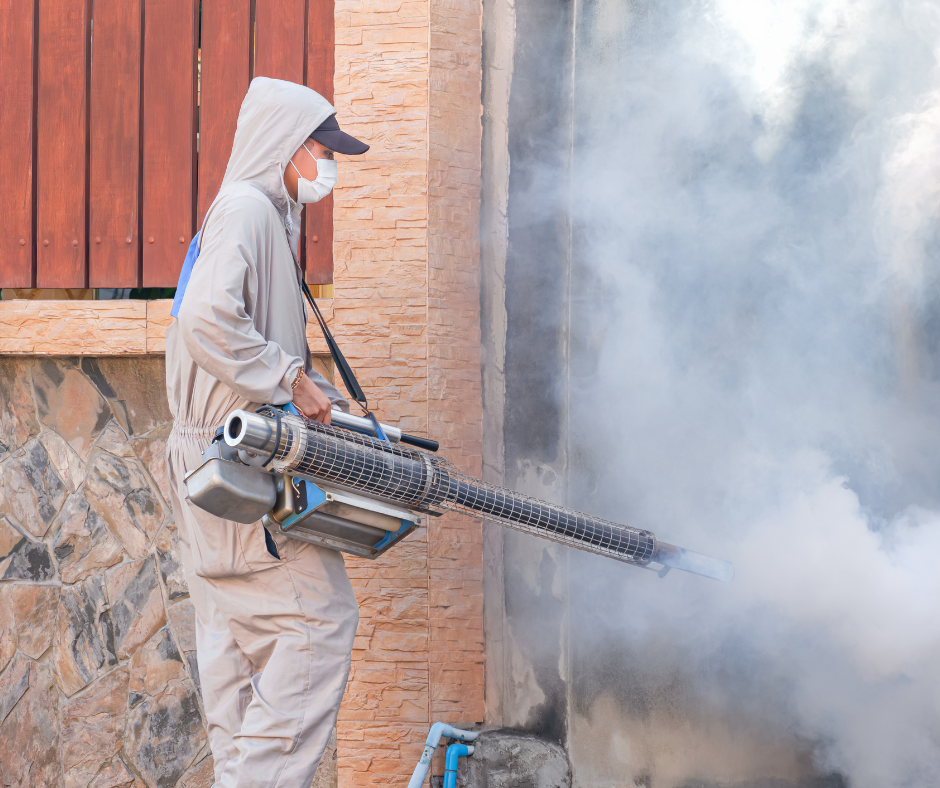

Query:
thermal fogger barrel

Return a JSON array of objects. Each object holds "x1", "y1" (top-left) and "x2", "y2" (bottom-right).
[{"x1": 222, "y1": 408, "x2": 733, "y2": 581}]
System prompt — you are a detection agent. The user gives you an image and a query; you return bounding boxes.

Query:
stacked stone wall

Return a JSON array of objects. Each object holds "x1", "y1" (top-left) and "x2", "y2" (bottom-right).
[{"x1": 0, "y1": 357, "x2": 212, "y2": 788}]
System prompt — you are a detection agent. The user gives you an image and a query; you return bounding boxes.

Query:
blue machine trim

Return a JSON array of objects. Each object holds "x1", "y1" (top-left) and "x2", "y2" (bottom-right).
[
  {"x1": 280, "y1": 479, "x2": 327, "y2": 531},
  {"x1": 367, "y1": 411, "x2": 388, "y2": 441},
  {"x1": 371, "y1": 519, "x2": 412, "y2": 553},
  {"x1": 366, "y1": 416, "x2": 410, "y2": 553}
]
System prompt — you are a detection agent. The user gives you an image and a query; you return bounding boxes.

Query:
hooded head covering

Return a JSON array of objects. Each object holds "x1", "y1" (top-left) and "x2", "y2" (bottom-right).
[
  {"x1": 172, "y1": 78, "x2": 335, "y2": 319},
  {"x1": 217, "y1": 77, "x2": 336, "y2": 232}
]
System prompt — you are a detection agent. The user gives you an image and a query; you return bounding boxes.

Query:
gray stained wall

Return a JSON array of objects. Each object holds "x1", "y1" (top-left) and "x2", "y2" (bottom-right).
[{"x1": 480, "y1": 1, "x2": 840, "y2": 786}]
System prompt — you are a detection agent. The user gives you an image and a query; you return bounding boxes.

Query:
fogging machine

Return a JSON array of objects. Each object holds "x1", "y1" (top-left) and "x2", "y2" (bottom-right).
[{"x1": 184, "y1": 404, "x2": 733, "y2": 581}]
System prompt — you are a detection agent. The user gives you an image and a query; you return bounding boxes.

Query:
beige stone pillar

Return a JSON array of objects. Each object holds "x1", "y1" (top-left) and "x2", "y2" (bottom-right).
[{"x1": 331, "y1": 0, "x2": 484, "y2": 784}]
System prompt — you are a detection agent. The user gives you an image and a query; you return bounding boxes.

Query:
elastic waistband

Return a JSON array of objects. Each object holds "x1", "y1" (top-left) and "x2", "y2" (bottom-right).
[{"x1": 170, "y1": 423, "x2": 223, "y2": 439}]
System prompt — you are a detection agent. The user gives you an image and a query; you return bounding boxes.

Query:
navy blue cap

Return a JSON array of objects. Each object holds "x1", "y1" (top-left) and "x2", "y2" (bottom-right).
[{"x1": 310, "y1": 114, "x2": 369, "y2": 155}]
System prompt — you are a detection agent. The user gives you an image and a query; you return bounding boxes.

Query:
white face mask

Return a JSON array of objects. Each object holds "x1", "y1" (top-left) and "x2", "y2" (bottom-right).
[{"x1": 290, "y1": 142, "x2": 337, "y2": 203}]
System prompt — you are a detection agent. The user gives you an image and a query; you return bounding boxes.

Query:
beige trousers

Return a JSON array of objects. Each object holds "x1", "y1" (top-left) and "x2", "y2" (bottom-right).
[{"x1": 166, "y1": 426, "x2": 359, "y2": 788}]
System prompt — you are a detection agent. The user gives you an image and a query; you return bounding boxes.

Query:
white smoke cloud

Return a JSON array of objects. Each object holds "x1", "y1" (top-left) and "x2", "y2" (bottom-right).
[
  {"x1": 564, "y1": 0, "x2": 940, "y2": 784},
  {"x1": 739, "y1": 455, "x2": 940, "y2": 678}
]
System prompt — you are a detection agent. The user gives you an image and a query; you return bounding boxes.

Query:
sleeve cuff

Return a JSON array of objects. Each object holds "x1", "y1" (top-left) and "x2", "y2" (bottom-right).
[{"x1": 273, "y1": 359, "x2": 305, "y2": 405}]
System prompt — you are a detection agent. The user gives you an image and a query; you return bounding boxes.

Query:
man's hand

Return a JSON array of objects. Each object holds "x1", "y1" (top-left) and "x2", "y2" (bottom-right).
[{"x1": 292, "y1": 373, "x2": 333, "y2": 424}]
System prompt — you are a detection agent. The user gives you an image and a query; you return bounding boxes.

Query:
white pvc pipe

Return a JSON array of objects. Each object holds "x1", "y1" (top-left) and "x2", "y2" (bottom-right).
[{"x1": 407, "y1": 722, "x2": 480, "y2": 788}]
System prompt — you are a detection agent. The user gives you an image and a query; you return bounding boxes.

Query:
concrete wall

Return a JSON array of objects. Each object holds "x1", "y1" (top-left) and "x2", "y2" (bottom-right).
[
  {"x1": 479, "y1": 1, "x2": 834, "y2": 785},
  {"x1": 480, "y1": 0, "x2": 576, "y2": 743}
]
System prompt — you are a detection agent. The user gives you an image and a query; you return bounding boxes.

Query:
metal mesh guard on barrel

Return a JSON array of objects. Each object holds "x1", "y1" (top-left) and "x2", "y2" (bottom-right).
[{"x1": 258, "y1": 408, "x2": 656, "y2": 566}]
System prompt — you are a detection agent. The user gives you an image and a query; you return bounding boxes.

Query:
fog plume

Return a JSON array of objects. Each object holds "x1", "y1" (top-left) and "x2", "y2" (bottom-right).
[{"x1": 564, "y1": 0, "x2": 940, "y2": 784}]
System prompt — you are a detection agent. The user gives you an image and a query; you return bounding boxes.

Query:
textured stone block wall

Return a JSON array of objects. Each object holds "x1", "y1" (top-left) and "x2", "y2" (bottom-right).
[
  {"x1": 428, "y1": 0, "x2": 484, "y2": 726},
  {"x1": 331, "y1": 0, "x2": 484, "y2": 785},
  {"x1": 331, "y1": 14, "x2": 437, "y2": 779}
]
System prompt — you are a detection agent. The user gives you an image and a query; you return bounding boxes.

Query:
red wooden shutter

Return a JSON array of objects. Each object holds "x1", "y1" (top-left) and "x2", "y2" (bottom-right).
[
  {"x1": 142, "y1": 0, "x2": 198, "y2": 286},
  {"x1": 254, "y1": 0, "x2": 306, "y2": 83},
  {"x1": 89, "y1": 0, "x2": 141, "y2": 287},
  {"x1": 0, "y1": 0, "x2": 37, "y2": 287},
  {"x1": 306, "y1": 0, "x2": 335, "y2": 285},
  {"x1": 36, "y1": 0, "x2": 90, "y2": 288},
  {"x1": 198, "y1": 0, "x2": 252, "y2": 228}
]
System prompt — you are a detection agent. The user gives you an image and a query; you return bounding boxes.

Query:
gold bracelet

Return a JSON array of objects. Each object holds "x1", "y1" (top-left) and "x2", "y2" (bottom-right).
[{"x1": 291, "y1": 368, "x2": 305, "y2": 390}]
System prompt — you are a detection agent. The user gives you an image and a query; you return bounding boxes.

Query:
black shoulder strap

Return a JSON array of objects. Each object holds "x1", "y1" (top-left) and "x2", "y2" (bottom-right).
[{"x1": 301, "y1": 279, "x2": 369, "y2": 413}]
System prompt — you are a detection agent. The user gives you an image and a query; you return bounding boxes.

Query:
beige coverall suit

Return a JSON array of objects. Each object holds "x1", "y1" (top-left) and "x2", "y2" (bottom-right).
[{"x1": 164, "y1": 78, "x2": 359, "y2": 788}]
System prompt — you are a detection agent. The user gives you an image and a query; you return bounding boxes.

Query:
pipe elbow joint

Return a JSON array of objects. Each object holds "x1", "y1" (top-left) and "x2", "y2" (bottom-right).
[
  {"x1": 444, "y1": 743, "x2": 474, "y2": 788},
  {"x1": 408, "y1": 722, "x2": 480, "y2": 788},
  {"x1": 425, "y1": 722, "x2": 479, "y2": 748}
]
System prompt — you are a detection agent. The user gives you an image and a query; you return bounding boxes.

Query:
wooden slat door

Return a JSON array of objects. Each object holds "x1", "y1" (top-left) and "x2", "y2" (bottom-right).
[
  {"x1": 255, "y1": 0, "x2": 311, "y2": 275},
  {"x1": 89, "y1": 0, "x2": 141, "y2": 287},
  {"x1": 142, "y1": 0, "x2": 198, "y2": 286},
  {"x1": 306, "y1": 0, "x2": 335, "y2": 284},
  {"x1": 0, "y1": 0, "x2": 36, "y2": 287},
  {"x1": 3, "y1": 0, "x2": 340, "y2": 291},
  {"x1": 198, "y1": 0, "x2": 251, "y2": 228},
  {"x1": 254, "y1": 0, "x2": 306, "y2": 84},
  {"x1": 37, "y1": 0, "x2": 89, "y2": 288}
]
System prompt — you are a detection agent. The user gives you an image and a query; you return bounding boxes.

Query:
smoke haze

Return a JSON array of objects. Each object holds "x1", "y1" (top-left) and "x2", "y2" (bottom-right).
[{"x1": 563, "y1": 0, "x2": 940, "y2": 784}]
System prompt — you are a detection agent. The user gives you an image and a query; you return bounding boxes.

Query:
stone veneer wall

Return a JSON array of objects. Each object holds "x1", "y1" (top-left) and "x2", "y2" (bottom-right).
[
  {"x1": 0, "y1": 357, "x2": 214, "y2": 788},
  {"x1": 428, "y1": 0, "x2": 485, "y2": 725}
]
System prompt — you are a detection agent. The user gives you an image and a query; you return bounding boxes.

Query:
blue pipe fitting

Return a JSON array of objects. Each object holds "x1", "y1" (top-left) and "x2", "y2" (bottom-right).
[
  {"x1": 407, "y1": 722, "x2": 479, "y2": 788},
  {"x1": 444, "y1": 743, "x2": 474, "y2": 788}
]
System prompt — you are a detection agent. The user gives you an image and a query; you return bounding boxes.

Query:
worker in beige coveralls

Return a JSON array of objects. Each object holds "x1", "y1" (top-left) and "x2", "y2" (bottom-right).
[{"x1": 164, "y1": 78, "x2": 369, "y2": 788}]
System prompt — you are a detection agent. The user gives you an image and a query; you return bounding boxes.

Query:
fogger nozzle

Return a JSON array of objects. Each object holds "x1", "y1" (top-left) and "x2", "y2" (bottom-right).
[
  {"x1": 652, "y1": 542, "x2": 734, "y2": 582},
  {"x1": 224, "y1": 408, "x2": 734, "y2": 581},
  {"x1": 225, "y1": 411, "x2": 279, "y2": 455}
]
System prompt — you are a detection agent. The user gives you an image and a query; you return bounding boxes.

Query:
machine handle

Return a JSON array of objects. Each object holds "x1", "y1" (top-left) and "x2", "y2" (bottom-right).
[
  {"x1": 284, "y1": 401, "x2": 439, "y2": 451},
  {"x1": 400, "y1": 433, "x2": 440, "y2": 452}
]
